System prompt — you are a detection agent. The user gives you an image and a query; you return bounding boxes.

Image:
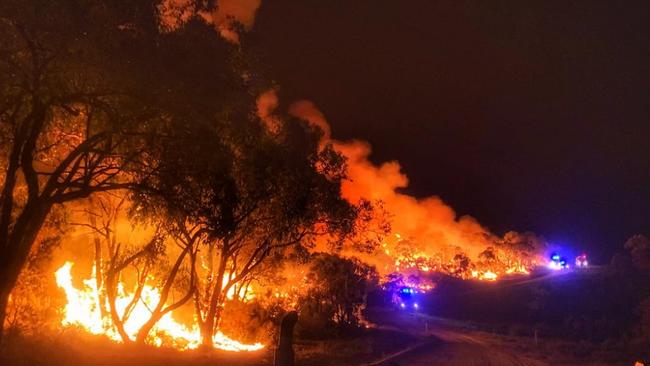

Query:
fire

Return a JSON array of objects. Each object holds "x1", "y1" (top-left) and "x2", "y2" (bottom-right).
[
  {"x1": 470, "y1": 269, "x2": 499, "y2": 281},
  {"x1": 384, "y1": 243, "x2": 538, "y2": 283},
  {"x1": 505, "y1": 264, "x2": 530, "y2": 275},
  {"x1": 481, "y1": 270, "x2": 498, "y2": 281},
  {"x1": 285, "y1": 99, "x2": 547, "y2": 287},
  {"x1": 55, "y1": 262, "x2": 264, "y2": 352}
]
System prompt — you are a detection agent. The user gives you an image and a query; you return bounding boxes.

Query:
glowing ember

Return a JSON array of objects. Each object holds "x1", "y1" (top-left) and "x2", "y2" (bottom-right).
[{"x1": 55, "y1": 262, "x2": 264, "y2": 351}]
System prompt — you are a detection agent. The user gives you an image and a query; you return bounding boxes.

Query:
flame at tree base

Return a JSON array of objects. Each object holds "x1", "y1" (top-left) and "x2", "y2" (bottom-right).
[{"x1": 55, "y1": 262, "x2": 264, "y2": 352}]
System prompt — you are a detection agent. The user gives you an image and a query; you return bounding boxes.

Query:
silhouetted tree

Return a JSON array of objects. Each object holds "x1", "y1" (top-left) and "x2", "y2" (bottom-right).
[
  {"x1": 625, "y1": 234, "x2": 650, "y2": 270},
  {"x1": 298, "y1": 253, "x2": 377, "y2": 338},
  {"x1": 0, "y1": 0, "x2": 247, "y2": 341},
  {"x1": 453, "y1": 252, "x2": 471, "y2": 276}
]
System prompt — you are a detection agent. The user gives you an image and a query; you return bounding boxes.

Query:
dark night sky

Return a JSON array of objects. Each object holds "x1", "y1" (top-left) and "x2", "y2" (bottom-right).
[{"x1": 251, "y1": 0, "x2": 650, "y2": 262}]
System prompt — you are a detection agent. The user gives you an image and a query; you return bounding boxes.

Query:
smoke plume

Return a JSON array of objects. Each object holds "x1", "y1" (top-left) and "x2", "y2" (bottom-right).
[
  {"x1": 158, "y1": 0, "x2": 262, "y2": 43},
  {"x1": 207, "y1": 0, "x2": 262, "y2": 43},
  {"x1": 253, "y1": 92, "x2": 499, "y2": 273}
]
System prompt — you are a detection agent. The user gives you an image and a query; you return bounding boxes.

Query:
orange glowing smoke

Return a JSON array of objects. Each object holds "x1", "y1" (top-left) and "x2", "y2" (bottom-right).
[
  {"x1": 158, "y1": 0, "x2": 262, "y2": 43},
  {"x1": 287, "y1": 101, "x2": 501, "y2": 257},
  {"x1": 55, "y1": 262, "x2": 263, "y2": 351},
  {"x1": 283, "y1": 97, "x2": 541, "y2": 279}
]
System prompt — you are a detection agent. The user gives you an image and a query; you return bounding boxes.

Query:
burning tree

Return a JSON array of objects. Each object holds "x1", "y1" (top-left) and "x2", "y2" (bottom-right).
[
  {"x1": 1, "y1": 0, "x2": 553, "y2": 354},
  {"x1": 496, "y1": 231, "x2": 545, "y2": 272},
  {"x1": 66, "y1": 192, "x2": 198, "y2": 345},
  {"x1": 0, "y1": 1, "x2": 155, "y2": 339},
  {"x1": 0, "y1": 0, "x2": 254, "y2": 341},
  {"x1": 133, "y1": 106, "x2": 360, "y2": 347}
]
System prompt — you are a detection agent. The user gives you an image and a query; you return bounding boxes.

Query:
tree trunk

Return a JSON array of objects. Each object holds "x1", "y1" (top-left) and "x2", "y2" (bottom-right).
[
  {"x1": 0, "y1": 257, "x2": 23, "y2": 343},
  {"x1": 0, "y1": 255, "x2": 30, "y2": 343},
  {"x1": 200, "y1": 320, "x2": 213, "y2": 348},
  {"x1": 134, "y1": 245, "x2": 192, "y2": 344},
  {"x1": 0, "y1": 283, "x2": 10, "y2": 344},
  {"x1": 0, "y1": 201, "x2": 51, "y2": 344},
  {"x1": 88, "y1": 204, "x2": 107, "y2": 319},
  {"x1": 200, "y1": 255, "x2": 227, "y2": 348},
  {"x1": 135, "y1": 312, "x2": 163, "y2": 344},
  {"x1": 105, "y1": 272, "x2": 132, "y2": 343}
]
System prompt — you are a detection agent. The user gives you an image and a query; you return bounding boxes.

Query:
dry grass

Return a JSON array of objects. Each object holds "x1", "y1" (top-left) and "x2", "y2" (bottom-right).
[
  {"x1": 0, "y1": 329, "x2": 270, "y2": 366},
  {"x1": 0, "y1": 326, "x2": 421, "y2": 366},
  {"x1": 295, "y1": 328, "x2": 419, "y2": 366}
]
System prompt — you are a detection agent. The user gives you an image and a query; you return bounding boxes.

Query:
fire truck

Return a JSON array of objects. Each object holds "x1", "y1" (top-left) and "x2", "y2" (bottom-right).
[
  {"x1": 575, "y1": 254, "x2": 588, "y2": 267},
  {"x1": 548, "y1": 252, "x2": 569, "y2": 270},
  {"x1": 392, "y1": 286, "x2": 420, "y2": 311}
]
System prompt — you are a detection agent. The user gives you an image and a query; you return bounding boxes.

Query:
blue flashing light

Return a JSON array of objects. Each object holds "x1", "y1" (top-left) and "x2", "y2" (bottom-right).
[
  {"x1": 401, "y1": 287, "x2": 415, "y2": 294},
  {"x1": 548, "y1": 252, "x2": 571, "y2": 270}
]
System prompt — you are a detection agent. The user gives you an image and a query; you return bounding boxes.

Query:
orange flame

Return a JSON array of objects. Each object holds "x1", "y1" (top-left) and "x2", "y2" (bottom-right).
[{"x1": 55, "y1": 262, "x2": 264, "y2": 351}]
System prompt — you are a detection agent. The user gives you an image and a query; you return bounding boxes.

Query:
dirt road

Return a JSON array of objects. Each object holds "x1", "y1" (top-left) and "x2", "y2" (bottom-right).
[
  {"x1": 365, "y1": 309, "x2": 622, "y2": 366},
  {"x1": 370, "y1": 330, "x2": 546, "y2": 366}
]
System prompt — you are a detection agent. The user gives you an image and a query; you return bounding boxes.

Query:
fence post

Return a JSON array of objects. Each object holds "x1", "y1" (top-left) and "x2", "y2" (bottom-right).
[{"x1": 274, "y1": 311, "x2": 298, "y2": 366}]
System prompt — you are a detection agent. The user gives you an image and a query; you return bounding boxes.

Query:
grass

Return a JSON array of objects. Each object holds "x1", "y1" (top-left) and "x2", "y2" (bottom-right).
[
  {"x1": 295, "y1": 328, "x2": 420, "y2": 366},
  {"x1": 0, "y1": 325, "x2": 421, "y2": 366},
  {"x1": 0, "y1": 329, "x2": 270, "y2": 366}
]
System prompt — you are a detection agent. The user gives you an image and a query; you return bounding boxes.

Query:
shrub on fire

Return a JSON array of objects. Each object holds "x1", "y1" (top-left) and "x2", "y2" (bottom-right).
[{"x1": 218, "y1": 299, "x2": 276, "y2": 345}]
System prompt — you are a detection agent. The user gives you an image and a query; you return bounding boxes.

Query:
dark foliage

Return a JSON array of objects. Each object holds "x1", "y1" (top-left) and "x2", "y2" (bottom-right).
[{"x1": 297, "y1": 253, "x2": 377, "y2": 339}]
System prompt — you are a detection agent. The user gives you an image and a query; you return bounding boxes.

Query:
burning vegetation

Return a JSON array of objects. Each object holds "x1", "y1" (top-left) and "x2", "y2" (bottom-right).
[
  {"x1": 55, "y1": 261, "x2": 263, "y2": 351},
  {"x1": 1, "y1": 2, "x2": 649, "y2": 365},
  {"x1": 0, "y1": 0, "x2": 590, "y2": 362}
]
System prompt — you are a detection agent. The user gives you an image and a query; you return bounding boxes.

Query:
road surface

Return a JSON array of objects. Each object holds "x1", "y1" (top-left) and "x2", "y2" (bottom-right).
[
  {"x1": 370, "y1": 327, "x2": 546, "y2": 366},
  {"x1": 365, "y1": 309, "x2": 619, "y2": 366}
]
